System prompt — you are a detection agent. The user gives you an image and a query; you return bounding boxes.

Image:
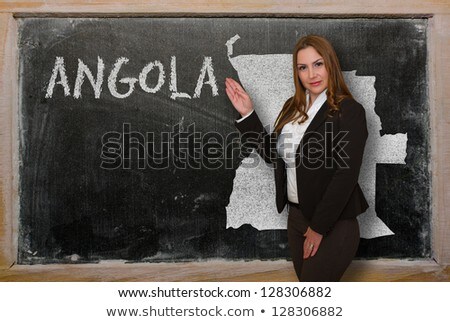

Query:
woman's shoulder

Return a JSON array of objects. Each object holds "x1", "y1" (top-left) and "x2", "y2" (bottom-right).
[
  {"x1": 338, "y1": 97, "x2": 365, "y2": 116},
  {"x1": 339, "y1": 96, "x2": 363, "y2": 108}
]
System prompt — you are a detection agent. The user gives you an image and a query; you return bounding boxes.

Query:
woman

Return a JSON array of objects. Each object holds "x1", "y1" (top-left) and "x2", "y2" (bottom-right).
[{"x1": 225, "y1": 35, "x2": 369, "y2": 281}]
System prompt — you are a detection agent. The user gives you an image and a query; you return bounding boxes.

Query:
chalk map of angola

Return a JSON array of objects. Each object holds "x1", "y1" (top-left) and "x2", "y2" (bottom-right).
[{"x1": 225, "y1": 35, "x2": 408, "y2": 239}]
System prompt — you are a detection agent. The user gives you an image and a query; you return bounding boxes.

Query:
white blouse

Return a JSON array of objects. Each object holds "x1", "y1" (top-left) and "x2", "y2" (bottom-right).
[{"x1": 277, "y1": 89, "x2": 328, "y2": 204}]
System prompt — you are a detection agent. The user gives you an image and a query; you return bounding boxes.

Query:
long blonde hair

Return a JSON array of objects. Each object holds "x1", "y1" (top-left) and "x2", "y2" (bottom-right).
[{"x1": 274, "y1": 35, "x2": 353, "y2": 133}]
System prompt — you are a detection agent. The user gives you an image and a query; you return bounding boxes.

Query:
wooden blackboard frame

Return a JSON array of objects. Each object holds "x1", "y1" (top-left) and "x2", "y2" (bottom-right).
[{"x1": 0, "y1": 1, "x2": 449, "y2": 277}]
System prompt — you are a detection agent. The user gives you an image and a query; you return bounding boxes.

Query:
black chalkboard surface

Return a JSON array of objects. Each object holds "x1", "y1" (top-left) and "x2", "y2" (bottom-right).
[{"x1": 18, "y1": 17, "x2": 429, "y2": 263}]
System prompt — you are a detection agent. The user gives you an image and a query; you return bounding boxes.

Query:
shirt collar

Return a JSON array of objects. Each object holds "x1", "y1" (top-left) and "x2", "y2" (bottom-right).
[{"x1": 306, "y1": 89, "x2": 328, "y2": 112}]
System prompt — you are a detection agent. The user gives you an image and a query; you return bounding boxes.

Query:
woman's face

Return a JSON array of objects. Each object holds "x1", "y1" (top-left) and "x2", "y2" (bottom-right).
[{"x1": 296, "y1": 46, "x2": 329, "y2": 102}]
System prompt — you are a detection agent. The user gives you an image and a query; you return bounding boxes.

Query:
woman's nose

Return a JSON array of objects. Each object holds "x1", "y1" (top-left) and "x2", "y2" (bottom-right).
[{"x1": 308, "y1": 67, "x2": 315, "y2": 79}]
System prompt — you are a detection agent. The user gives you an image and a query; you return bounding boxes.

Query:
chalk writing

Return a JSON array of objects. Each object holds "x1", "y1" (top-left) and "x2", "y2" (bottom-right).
[{"x1": 45, "y1": 56, "x2": 219, "y2": 100}]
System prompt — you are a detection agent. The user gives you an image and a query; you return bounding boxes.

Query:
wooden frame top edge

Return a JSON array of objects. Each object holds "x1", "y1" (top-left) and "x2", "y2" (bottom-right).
[
  {"x1": 0, "y1": 0, "x2": 449, "y2": 15},
  {"x1": 10, "y1": 13, "x2": 435, "y2": 18}
]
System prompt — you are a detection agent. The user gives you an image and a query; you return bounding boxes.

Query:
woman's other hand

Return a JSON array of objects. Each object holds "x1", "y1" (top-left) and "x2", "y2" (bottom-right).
[
  {"x1": 225, "y1": 77, "x2": 254, "y2": 117},
  {"x1": 303, "y1": 227, "x2": 323, "y2": 259}
]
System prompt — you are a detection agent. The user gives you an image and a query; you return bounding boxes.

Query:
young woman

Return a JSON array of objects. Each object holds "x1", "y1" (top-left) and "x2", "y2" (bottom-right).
[{"x1": 225, "y1": 35, "x2": 369, "y2": 281}]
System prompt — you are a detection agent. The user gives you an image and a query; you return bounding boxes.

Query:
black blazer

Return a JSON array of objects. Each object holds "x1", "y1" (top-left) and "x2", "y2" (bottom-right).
[{"x1": 235, "y1": 97, "x2": 369, "y2": 235}]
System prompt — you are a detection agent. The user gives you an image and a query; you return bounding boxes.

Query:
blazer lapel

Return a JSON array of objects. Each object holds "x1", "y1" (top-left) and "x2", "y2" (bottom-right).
[
  {"x1": 303, "y1": 100, "x2": 330, "y2": 137},
  {"x1": 295, "y1": 100, "x2": 330, "y2": 156}
]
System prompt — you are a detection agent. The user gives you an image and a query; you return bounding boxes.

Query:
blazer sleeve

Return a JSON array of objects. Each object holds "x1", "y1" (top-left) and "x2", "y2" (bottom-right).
[
  {"x1": 309, "y1": 99, "x2": 368, "y2": 235},
  {"x1": 234, "y1": 110, "x2": 278, "y2": 164}
]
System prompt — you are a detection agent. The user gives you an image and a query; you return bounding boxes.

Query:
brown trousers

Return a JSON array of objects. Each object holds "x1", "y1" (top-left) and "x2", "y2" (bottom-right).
[{"x1": 287, "y1": 203, "x2": 360, "y2": 282}]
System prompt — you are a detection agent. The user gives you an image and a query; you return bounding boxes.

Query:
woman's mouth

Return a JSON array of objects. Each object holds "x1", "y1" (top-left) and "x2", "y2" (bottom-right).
[{"x1": 310, "y1": 81, "x2": 322, "y2": 87}]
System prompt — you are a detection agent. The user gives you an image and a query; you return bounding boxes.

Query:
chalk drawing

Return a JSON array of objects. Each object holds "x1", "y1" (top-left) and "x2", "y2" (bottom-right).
[
  {"x1": 170, "y1": 56, "x2": 191, "y2": 100},
  {"x1": 74, "y1": 57, "x2": 104, "y2": 99},
  {"x1": 45, "y1": 56, "x2": 71, "y2": 98},
  {"x1": 193, "y1": 56, "x2": 219, "y2": 98},
  {"x1": 139, "y1": 60, "x2": 165, "y2": 94},
  {"x1": 108, "y1": 57, "x2": 138, "y2": 99},
  {"x1": 225, "y1": 35, "x2": 407, "y2": 239},
  {"x1": 45, "y1": 55, "x2": 219, "y2": 101}
]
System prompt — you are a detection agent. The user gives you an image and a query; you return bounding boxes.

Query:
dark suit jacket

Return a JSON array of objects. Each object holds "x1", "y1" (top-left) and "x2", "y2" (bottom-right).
[{"x1": 235, "y1": 97, "x2": 369, "y2": 235}]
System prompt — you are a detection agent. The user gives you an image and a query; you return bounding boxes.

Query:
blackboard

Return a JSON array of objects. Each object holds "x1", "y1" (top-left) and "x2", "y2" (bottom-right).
[{"x1": 18, "y1": 17, "x2": 429, "y2": 263}]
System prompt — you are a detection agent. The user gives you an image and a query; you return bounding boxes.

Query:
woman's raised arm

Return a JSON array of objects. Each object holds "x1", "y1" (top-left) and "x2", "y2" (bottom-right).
[{"x1": 225, "y1": 77, "x2": 278, "y2": 165}]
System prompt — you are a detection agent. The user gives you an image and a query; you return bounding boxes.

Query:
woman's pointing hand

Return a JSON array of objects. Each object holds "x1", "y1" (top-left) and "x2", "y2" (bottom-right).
[{"x1": 225, "y1": 77, "x2": 254, "y2": 118}]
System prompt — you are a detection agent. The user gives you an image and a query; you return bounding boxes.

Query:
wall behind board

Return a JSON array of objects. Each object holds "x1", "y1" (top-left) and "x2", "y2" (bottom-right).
[{"x1": 16, "y1": 17, "x2": 430, "y2": 263}]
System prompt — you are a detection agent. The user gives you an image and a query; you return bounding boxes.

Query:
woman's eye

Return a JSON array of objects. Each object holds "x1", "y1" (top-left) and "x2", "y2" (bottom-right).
[
  {"x1": 298, "y1": 66, "x2": 306, "y2": 71},
  {"x1": 315, "y1": 61, "x2": 324, "y2": 67}
]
